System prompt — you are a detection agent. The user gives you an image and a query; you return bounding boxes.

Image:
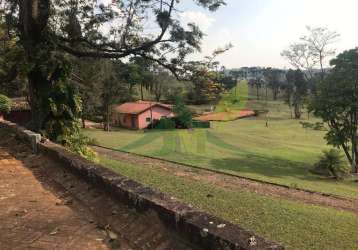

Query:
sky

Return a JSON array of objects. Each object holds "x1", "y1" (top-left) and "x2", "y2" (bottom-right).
[{"x1": 179, "y1": 0, "x2": 358, "y2": 69}]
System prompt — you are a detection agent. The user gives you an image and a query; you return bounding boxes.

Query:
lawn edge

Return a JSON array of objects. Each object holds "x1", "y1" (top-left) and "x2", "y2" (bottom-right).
[{"x1": 92, "y1": 144, "x2": 357, "y2": 202}]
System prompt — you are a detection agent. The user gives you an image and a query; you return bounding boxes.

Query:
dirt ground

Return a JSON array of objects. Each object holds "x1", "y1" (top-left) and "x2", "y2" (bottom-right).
[
  {"x1": 194, "y1": 110, "x2": 255, "y2": 122},
  {"x1": 94, "y1": 146, "x2": 358, "y2": 214},
  {"x1": 0, "y1": 131, "x2": 194, "y2": 250}
]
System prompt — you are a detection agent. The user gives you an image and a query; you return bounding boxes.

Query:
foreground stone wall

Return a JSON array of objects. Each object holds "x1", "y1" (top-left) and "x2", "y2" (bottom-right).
[{"x1": 0, "y1": 120, "x2": 284, "y2": 250}]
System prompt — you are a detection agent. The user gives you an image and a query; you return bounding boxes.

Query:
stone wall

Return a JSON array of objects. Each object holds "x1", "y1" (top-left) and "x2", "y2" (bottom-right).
[{"x1": 0, "y1": 120, "x2": 284, "y2": 250}]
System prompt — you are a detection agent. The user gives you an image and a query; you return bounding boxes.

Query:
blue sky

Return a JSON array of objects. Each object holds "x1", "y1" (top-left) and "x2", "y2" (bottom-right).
[{"x1": 179, "y1": 0, "x2": 358, "y2": 68}]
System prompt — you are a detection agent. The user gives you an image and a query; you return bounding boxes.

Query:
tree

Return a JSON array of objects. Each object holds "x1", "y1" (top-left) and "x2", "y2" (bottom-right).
[
  {"x1": 281, "y1": 26, "x2": 339, "y2": 81},
  {"x1": 310, "y1": 48, "x2": 358, "y2": 173},
  {"x1": 128, "y1": 57, "x2": 155, "y2": 101},
  {"x1": 248, "y1": 78, "x2": 263, "y2": 100},
  {"x1": 301, "y1": 27, "x2": 339, "y2": 79},
  {"x1": 218, "y1": 74, "x2": 237, "y2": 90},
  {"x1": 0, "y1": 94, "x2": 11, "y2": 113},
  {"x1": 285, "y1": 69, "x2": 308, "y2": 119},
  {"x1": 0, "y1": 19, "x2": 27, "y2": 97},
  {"x1": 1, "y1": 0, "x2": 225, "y2": 137},
  {"x1": 173, "y1": 97, "x2": 192, "y2": 128},
  {"x1": 263, "y1": 68, "x2": 283, "y2": 100},
  {"x1": 281, "y1": 43, "x2": 317, "y2": 80},
  {"x1": 151, "y1": 70, "x2": 176, "y2": 102},
  {"x1": 71, "y1": 58, "x2": 104, "y2": 128},
  {"x1": 99, "y1": 60, "x2": 132, "y2": 131},
  {"x1": 189, "y1": 46, "x2": 231, "y2": 104},
  {"x1": 191, "y1": 69, "x2": 224, "y2": 104}
]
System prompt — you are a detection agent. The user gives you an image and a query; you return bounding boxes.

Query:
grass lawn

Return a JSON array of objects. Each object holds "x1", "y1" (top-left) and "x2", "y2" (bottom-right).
[
  {"x1": 84, "y1": 81, "x2": 358, "y2": 198},
  {"x1": 100, "y1": 156, "x2": 358, "y2": 250},
  {"x1": 215, "y1": 80, "x2": 249, "y2": 112}
]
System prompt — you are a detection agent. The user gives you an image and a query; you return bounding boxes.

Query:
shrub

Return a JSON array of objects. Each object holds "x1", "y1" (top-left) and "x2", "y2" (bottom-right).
[
  {"x1": 63, "y1": 132, "x2": 98, "y2": 162},
  {"x1": 0, "y1": 94, "x2": 11, "y2": 113},
  {"x1": 173, "y1": 97, "x2": 192, "y2": 128},
  {"x1": 313, "y1": 149, "x2": 349, "y2": 179},
  {"x1": 192, "y1": 120, "x2": 210, "y2": 128},
  {"x1": 154, "y1": 118, "x2": 176, "y2": 129},
  {"x1": 313, "y1": 122, "x2": 325, "y2": 131},
  {"x1": 300, "y1": 121, "x2": 326, "y2": 131}
]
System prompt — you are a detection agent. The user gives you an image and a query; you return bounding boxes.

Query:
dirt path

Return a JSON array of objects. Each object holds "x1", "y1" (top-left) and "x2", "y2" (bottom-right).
[
  {"x1": 0, "y1": 132, "x2": 194, "y2": 250},
  {"x1": 93, "y1": 146, "x2": 358, "y2": 214}
]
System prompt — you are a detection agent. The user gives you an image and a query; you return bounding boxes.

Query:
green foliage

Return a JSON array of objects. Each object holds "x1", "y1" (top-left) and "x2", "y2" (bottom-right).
[
  {"x1": 43, "y1": 81, "x2": 82, "y2": 142},
  {"x1": 263, "y1": 68, "x2": 285, "y2": 100},
  {"x1": 192, "y1": 120, "x2": 210, "y2": 128},
  {"x1": 310, "y1": 48, "x2": 358, "y2": 173},
  {"x1": 313, "y1": 149, "x2": 348, "y2": 179},
  {"x1": 190, "y1": 70, "x2": 224, "y2": 104},
  {"x1": 154, "y1": 118, "x2": 176, "y2": 130},
  {"x1": 64, "y1": 132, "x2": 98, "y2": 162},
  {"x1": 0, "y1": 94, "x2": 11, "y2": 113},
  {"x1": 100, "y1": 156, "x2": 358, "y2": 250},
  {"x1": 215, "y1": 80, "x2": 248, "y2": 113},
  {"x1": 300, "y1": 121, "x2": 326, "y2": 131},
  {"x1": 285, "y1": 69, "x2": 308, "y2": 119},
  {"x1": 173, "y1": 97, "x2": 192, "y2": 128},
  {"x1": 0, "y1": 21, "x2": 27, "y2": 97},
  {"x1": 218, "y1": 74, "x2": 236, "y2": 89},
  {"x1": 85, "y1": 96, "x2": 358, "y2": 199},
  {"x1": 40, "y1": 81, "x2": 97, "y2": 161}
]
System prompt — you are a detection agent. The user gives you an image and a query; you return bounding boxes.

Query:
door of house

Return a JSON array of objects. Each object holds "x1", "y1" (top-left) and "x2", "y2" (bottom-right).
[{"x1": 131, "y1": 115, "x2": 136, "y2": 128}]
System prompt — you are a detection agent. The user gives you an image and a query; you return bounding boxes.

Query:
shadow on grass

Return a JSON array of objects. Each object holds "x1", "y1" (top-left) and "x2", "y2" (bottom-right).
[
  {"x1": 119, "y1": 129, "x2": 326, "y2": 183},
  {"x1": 210, "y1": 154, "x2": 324, "y2": 182},
  {"x1": 206, "y1": 130, "x2": 324, "y2": 181},
  {"x1": 121, "y1": 132, "x2": 159, "y2": 151}
]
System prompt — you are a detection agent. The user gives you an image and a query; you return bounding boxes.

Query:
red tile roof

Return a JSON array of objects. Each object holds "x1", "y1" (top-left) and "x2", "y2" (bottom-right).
[
  {"x1": 115, "y1": 101, "x2": 172, "y2": 115},
  {"x1": 11, "y1": 97, "x2": 31, "y2": 111}
]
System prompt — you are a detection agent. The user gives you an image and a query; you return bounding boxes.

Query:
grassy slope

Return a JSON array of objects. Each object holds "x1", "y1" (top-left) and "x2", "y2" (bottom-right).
[
  {"x1": 84, "y1": 81, "x2": 358, "y2": 198},
  {"x1": 215, "y1": 80, "x2": 249, "y2": 112},
  {"x1": 100, "y1": 157, "x2": 358, "y2": 250},
  {"x1": 84, "y1": 120, "x2": 358, "y2": 198}
]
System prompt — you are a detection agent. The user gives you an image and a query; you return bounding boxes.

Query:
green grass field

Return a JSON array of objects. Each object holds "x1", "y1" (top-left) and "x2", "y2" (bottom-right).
[
  {"x1": 215, "y1": 80, "x2": 249, "y2": 112},
  {"x1": 84, "y1": 82, "x2": 358, "y2": 198},
  {"x1": 85, "y1": 81, "x2": 358, "y2": 249},
  {"x1": 100, "y1": 157, "x2": 358, "y2": 250}
]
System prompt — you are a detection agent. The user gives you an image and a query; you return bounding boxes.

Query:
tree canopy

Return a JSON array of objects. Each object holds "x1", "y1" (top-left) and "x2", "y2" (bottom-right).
[
  {"x1": 310, "y1": 48, "x2": 358, "y2": 173},
  {"x1": 0, "y1": 0, "x2": 226, "y2": 136}
]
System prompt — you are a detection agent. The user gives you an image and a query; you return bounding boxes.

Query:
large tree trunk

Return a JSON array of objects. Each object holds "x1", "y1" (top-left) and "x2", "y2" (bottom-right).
[
  {"x1": 272, "y1": 88, "x2": 278, "y2": 101},
  {"x1": 81, "y1": 117, "x2": 86, "y2": 129},
  {"x1": 103, "y1": 104, "x2": 111, "y2": 132},
  {"x1": 294, "y1": 102, "x2": 301, "y2": 119},
  {"x1": 265, "y1": 86, "x2": 268, "y2": 101},
  {"x1": 140, "y1": 83, "x2": 144, "y2": 100},
  {"x1": 27, "y1": 68, "x2": 52, "y2": 131},
  {"x1": 352, "y1": 123, "x2": 358, "y2": 173},
  {"x1": 19, "y1": 0, "x2": 52, "y2": 132}
]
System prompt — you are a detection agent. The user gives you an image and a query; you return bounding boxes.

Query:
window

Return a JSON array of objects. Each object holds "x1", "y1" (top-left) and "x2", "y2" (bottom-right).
[{"x1": 146, "y1": 117, "x2": 151, "y2": 123}]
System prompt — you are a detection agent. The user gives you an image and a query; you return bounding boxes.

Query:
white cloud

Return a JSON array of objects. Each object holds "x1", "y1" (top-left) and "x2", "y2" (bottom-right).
[{"x1": 180, "y1": 11, "x2": 215, "y2": 32}]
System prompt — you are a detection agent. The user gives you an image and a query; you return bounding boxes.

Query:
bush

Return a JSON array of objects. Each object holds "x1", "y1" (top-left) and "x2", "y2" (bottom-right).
[
  {"x1": 313, "y1": 122, "x2": 325, "y2": 131},
  {"x1": 173, "y1": 97, "x2": 192, "y2": 128},
  {"x1": 63, "y1": 132, "x2": 98, "y2": 162},
  {"x1": 300, "y1": 121, "x2": 326, "y2": 131},
  {"x1": 192, "y1": 120, "x2": 210, "y2": 128},
  {"x1": 313, "y1": 149, "x2": 349, "y2": 179},
  {"x1": 154, "y1": 118, "x2": 176, "y2": 129},
  {"x1": 0, "y1": 94, "x2": 11, "y2": 113}
]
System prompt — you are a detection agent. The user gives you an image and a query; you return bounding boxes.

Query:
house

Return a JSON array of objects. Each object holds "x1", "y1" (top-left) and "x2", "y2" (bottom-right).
[
  {"x1": 1, "y1": 97, "x2": 32, "y2": 126},
  {"x1": 113, "y1": 101, "x2": 174, "y2": 129}
]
